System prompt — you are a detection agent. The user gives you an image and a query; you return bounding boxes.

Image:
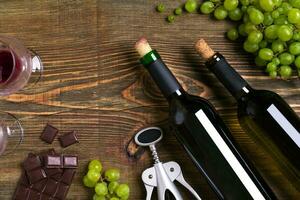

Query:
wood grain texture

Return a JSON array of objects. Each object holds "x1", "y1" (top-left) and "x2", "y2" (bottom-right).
[{"x1": 0, "y1": 0, "x2": 299, "y2": 199}]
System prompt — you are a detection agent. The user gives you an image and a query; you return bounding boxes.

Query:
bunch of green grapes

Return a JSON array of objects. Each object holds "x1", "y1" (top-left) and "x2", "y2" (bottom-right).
[
  {"x1": 83, "y1": 160, "x2": 130, "y2": 200},
  {"x1": 157, "y1": 0, "x2": 300, "y2": 79}
]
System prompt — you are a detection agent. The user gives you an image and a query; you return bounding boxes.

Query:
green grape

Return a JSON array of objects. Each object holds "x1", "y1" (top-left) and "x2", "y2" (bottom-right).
[
  {"x1": 243, "y1": 13, "x2": 250, "y2": 23},
  {"x1": 174, "y1": 7, "x2": 183, "y2": 15},
  {"x1": 269, "y1": 70, "x2": 278, "y2": 78},
  {"x1": 247, "y1": 5, "x2": 256, "y2": 14},
  {"x1": 274, "y1": 15, "x2": 289, "y2": 25},
  {"x1": 273, "y1": 0, "x2": 282, "y2": 7},
  {"x1": 167, "y1": 15, "x2": 175, "y2": 23},
  {"x1": 266, "y1": 62, "x2": 278, "y2": 72},
  {"x1": 248, "y1": 30, "x2": 263, "y2": 43},
  {"x1": 249, "y1": 9, "x2": 264, "y2": 24},
  {"x1": 289, "y1": 42, "x2": 300, "y2": 55},
  {"x1": 279, "y1": 65, "x2": 292, "y2": 78},
  {"x1": 241, "y1": 0, "x2": 250, "y2": 6},
  {"x1": 289, "y1": 0, "x2": 300, "y2": 8},
  {"x1": 295, "y1": 55, "x2": 300, "y2": 68},
  {"x1": 214, "y1": 6, "x2": 228, "y2": 20},
  {"x1": 271, "y1": 40, "x2": 285, "y2": 53},
  {"x1": 277, "y1": 7, "x2": 284, "y2": 14},
  {"x1": 105, "y1": 169, "x2": 121, "y2": 182},
  {"x1": 271, "y1": 10, "x2": 280, "y2": 18},
  {"x1": 281, "y1": 2, "x2": 293, "y2": 14},
  {"x1": 264, "y1": 25, "x2": 278, "y2": 39},
  {"x1": 108, "y1": 181, "x2": 119, "y2": 194},
  {"x1": 83, "y1": 176, "x2": 97, "y2": 188},
  {"x1": 200, "y1": 2, "x2": 215, "y2": 14},
  {"x1": 224, "y1": 0, "x2": 239, "y2": 11},
  {"x1": 263, "y1": 12, "x2": 274, "y2": 25},
  {"x1": 259, "y1": 0, "x2": 275, "y2": 11},
  {"x1": 241, "y1": 5, "x2": 248, "y2": 12},
  {"x1": 272, "y1": 57, "x2": 281, "y2": 65},
  {"x1": 95, "y1": 182, "x2": 108, "y2": 196},
  {"x1": 87, "y1": 169, "x2": 101, "y2": 182},
  {"x1": 185, "y1": 0, "x2": 198, "y2": 13},
  {"x1": 211, "y1": 0, "x2": 221, "y2": 3},
  {"x1": 89, "y1": 160, "x2": 103, "y2": 172},
  {"x1": 279, "y1": 52, "x2": 295, "y2": 64},
  {"x1": 255, "y1": 56, "x2": 268, "y2": 66},
  {"x1": 244, "y1": 22, "x2": 257, "y2": 34},
  {"x1": 227, "y1": 28, "x2": 239, "y2": 40},
  {"x1": 156, "y1": 3, "x2": 165, "y2": 13},
  {"x1": 93, "y1": 194, "x2": 106, "y2": 200},
  {"x1": 277, "y1": 25, "x2": 293, "y2": 41},
  {"x1": 115, "y1": 184, "x2": 130, "y2": 198},
  {"x1": 110, "y1": 198, "x2": 120, "y2": 200},
  {"x1": 293, "y1": 31, "x2": 300, "y2": 41},
  {"x1": 238, "y1": 24, "x2": 247, "y2": 36},
  {"x1": 288, "y1": 8, "x2": 300, "y2": 24},
  {"x1": 229, "y1": 8, "x2": 243, "y2": 20},
  {"x1": 259, "y1": 40, "x2": 268, "y2": 48},
  {"x1": 259, "y1": 48, "x2": 274, "y2": 60},
  {"x1": 244, "y1": 40, "x2": 259, "y2": 53}
]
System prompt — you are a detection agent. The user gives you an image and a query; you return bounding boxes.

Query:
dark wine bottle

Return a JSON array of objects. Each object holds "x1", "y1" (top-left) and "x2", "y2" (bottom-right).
[
  {"x1": 135, "y1": 38, "x2": 275, "y2": 200},
  {"x1": 195, "y1": 39, "x2": 300, "y2": 191}
]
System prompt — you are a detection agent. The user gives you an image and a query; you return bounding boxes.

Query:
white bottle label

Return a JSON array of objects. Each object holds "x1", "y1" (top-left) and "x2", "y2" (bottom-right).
[
  {"x1": 195, "y1": 110, "x2": 266, "y2": 200},
  {"x1": 267, "y1": 104, "x2": 300, "y2": 148}
]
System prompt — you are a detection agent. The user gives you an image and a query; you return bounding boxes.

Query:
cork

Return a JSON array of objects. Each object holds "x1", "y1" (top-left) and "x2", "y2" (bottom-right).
[
  {"x1": 135, "y1": 37, "x2": 153, "y2": 57},
  {"x1": 195, "y1": 39, "x2": 215, "y2": 60}
]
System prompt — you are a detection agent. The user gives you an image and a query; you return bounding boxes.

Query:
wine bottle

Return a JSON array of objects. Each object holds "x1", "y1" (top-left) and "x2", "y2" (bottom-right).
[
  {"x1": 135, "y1": 38, "x2": 275, "y2": 200},
  {"x1": 195, "y1": 39, "x2": 300, "y2": 191}
]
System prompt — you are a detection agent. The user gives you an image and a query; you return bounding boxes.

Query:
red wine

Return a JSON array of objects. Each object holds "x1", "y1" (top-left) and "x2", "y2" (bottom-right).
[
  {"x1": 0, "y1": 50, "x2": 22, "y2": 85},
  {"x1": 203, "y1": 52, "x2": 300, "y2": 190},
  {"x1": 136, "y1": 39, "x2": 275, "y2": 200}
]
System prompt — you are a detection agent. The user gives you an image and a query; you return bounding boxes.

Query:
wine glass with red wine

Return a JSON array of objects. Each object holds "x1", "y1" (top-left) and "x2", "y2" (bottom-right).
[{"x1": 0, "y1": 36, "x2": 43, "y2": 156}]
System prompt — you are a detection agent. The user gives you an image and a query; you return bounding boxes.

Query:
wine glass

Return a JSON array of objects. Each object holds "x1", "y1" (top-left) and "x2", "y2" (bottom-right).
[{"x1": 0, "y1": 35, "x2": 43, "y2": 156}]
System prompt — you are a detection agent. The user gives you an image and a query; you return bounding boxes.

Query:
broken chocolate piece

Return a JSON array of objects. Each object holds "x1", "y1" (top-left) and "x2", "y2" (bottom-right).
[
  {"x1": 27, "y1": 168, "x2": 47, "y2": 184},
  {"x1": 54, "y1": 183, "x2": 69, "y2": 200},
  {"x1": 31, "y1": 179, "x2": 47, "y2": 192},
  {"x1": 41, "y1": 124, "x2": 58, "y2": 144},
  {"x1": 60, "y1": 169, "x2": 76, "y2": 185},
  {"x1": 45, "y1": 155, "x2": 63, "y2": 168},
  {"x1": 23, "y1": 154, "x2": 41, "y2": 171},
  {"x1": 63, "y1": 155, "x2": 78, "y2": 168},
  {"x1": 44, "y1": 179, "x2": 59, "y2": 195},
  {"x1": 59, "y1": 131, "x2": 79, "y2": 148},
  {"x1": 14, "y1": 185, "x2": 30, "y2": 200}
]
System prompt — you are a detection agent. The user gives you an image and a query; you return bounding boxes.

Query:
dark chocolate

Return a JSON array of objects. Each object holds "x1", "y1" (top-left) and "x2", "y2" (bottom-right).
[
  {"x1": 23, "y1": 154, "x2": 42, "y2": 171},
  {"x1": 52, "y1": 172, "x2": 63, "y2": 181},
  {"x1": 59, "y1": 131, "x2": 79, "y2": 148},
  {"x1": 45, "y1": 155, "x2": 63, "y2": 168},
  {"x1": 19, "y1": 171, "x2": 30, "y2": 186},
  {"x1": 44, "y1": 168, "x2": 63, "y2": 177},
  {"x1": 44, "y1": 179, "x2": 59, "y2": 195},
  {"x1": 61, "y1": 169, "x2": 76, "y2": 185},
  {"x1": 28, "y1": 189, "x2": 41, "y2": 200},
  {"x1": 14, "y1": 185, "x2": 30, "y2": 200},
  {"x1": 63, "y1": 155, "x2": 78, "y2": 168},
  {"x1": 31, "y1": 179, "x2": 47, "y2": 192},
  {"x1": 40, "y1": 193, "x2": 52, "y2": 200},
  {"x1": 27, "y1": 168, "x2": 47, "y2": 184},
  {"x1": 41, "y1": 124, "x2": 58, "y2": 144},
  {"x1": 54, "y1": 183, "x2": 69, "y2": 200}
]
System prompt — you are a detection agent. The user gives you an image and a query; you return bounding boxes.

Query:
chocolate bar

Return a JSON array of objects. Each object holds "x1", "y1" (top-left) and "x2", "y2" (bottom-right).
[
  {"x1": 61, "y1": 169, "x2": 76, "y2": 185},
  {"x1": 41, "y1": 124, "x2": 58, "y2": 144},
  {"x1": 31, "y1": 179, "x2": 47, "y2": 192},
  {"x1": 59, "y1": 131, "x2": 79, "y2": 148},
  {"x1": 55, "y1": 183, "x2": 69, "y2": 200},
  {"x1": 14, "y1": 185, "x2": 29, "y2": 200},
  {"x1": 28, "y1": 189, "x2": 41, "y2": 200},
  {"x1": 27, "y1": 168, "x2": 47, "y2": 184},
  {"x1": 45, "y1": 155, "x2": 63, "y2": 168},
  {"x1": 44, "y1": 179, "x2": 59, "y2": 195},
  {"x1": 23, "y1": 154, "x2": 42, "y2": 171},
  {"x1": 63, "y1": 155, "x2": 78, "y2": 168}
]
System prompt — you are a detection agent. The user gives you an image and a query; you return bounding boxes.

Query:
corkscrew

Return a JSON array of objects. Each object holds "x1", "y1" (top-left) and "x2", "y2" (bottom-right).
[{"x1": 135, "y1": 127, "x2": 202, "y2": 200}]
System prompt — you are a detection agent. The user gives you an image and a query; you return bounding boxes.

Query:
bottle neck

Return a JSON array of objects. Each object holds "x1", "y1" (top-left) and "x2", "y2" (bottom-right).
[
  {"x1": 205, "y1": 53, "x2": 253, "y2": 100},
  {"x1": 140, "y1": 50, "x2": 183, "y2": 99}
]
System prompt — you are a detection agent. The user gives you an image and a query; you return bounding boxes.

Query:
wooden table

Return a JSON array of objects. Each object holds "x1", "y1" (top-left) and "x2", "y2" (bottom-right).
[{"x1": 0, "y1": 1, "x2": 299, "y2": 199}]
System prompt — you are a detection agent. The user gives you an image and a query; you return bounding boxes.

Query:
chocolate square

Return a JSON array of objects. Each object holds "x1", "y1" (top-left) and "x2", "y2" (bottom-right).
[
  {"x1": 23, "y1": 154, "x2": 42, "y2": 171},
  {"x1": 60, "y1": 169, "x2": 76, "y2": 185},
  {"x1": 14, "y1": 185, "x2": 30, "y2": 200},
  {"x1": 63, "y1": 155, "x2": 78, "y2": 168},
  {"x1": 44, "y1": 179, "x2": 59, "y2": 195},
  {"x1": 52, "y1": 172, "x2": 63, "y2": 181},
  {"x1": 40, "y1": 193, "x2": 52, "y2": 200},
  {"x1": 54, "y1": 183, "x2": 69, "y2": 200},
  {"x1": 31, "y1": 179, "x2": 47, "y2": 192},
  {"x1": 45, "y1": 155, "x2": 63, "y2": 168},
  {"x1": 41, "y1": 124, "x2": 58, "y2": 144},
  {"x1": 59, "y1": 131, "x2": 79, "y2": 148},
  {"x1": 28, "y1": 189, "x2": 41, "y2": 200},
  {"x1": 44, "y1": 168, "x2": 63, "y2": 177},
  {"x1": 27, "y1": 168, "x2": 47, "y2": 184}
]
